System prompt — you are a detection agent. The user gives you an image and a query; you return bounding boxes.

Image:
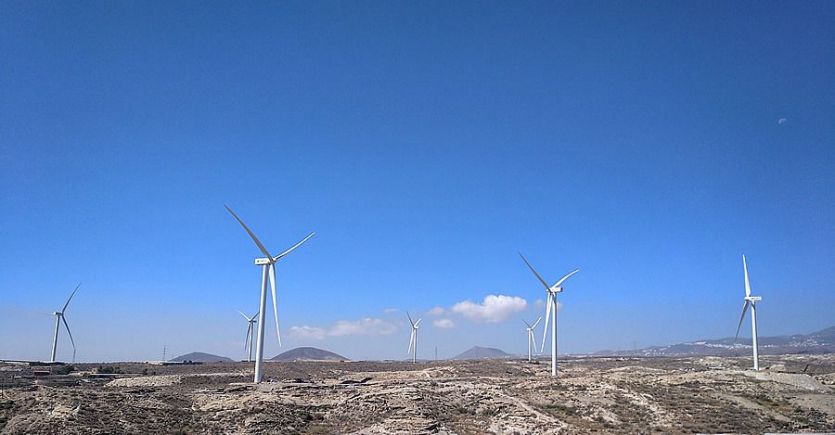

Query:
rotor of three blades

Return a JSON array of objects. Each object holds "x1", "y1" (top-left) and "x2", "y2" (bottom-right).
[{"x1": 225, "y1": 205, "x2": 315, "y2": 348}]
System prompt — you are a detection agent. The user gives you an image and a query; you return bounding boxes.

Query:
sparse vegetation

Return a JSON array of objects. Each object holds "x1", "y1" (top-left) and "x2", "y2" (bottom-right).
[{"x1": 1, "y1": 355, "x2": 834, "y2": 433}]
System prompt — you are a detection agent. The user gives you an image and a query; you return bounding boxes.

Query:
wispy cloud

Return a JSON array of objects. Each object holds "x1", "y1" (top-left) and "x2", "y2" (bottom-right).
[
  {"x1": 427, "y1": 306, "x2": 445, "y2": 316},
  {"x1": 451, "y1": 294, "x2": 527, "y2": 323},
  {"x1": 777, "y1": 117, "x2": 787, "y2": 125},
  {"x1": 433, "y1": 318, "x2": 455, "y2": 329},
  {"x1": 290, "y1": 317, "x2": 397, "y2": 340},
  {"x1": 383, "y1": 307, "x2": 399, "y2": 314}
]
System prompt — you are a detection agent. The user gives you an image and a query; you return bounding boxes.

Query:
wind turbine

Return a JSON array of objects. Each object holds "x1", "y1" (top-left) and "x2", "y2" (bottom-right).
[
  {"x1": 225, "y1": 205, "x2": 314, "y2": 383},
  {"x1": 406, "y1": 312, "x2": 422, "y2": 363},
  {"x1": 237, "y1": 310, "x2": 259, "y2": 362},
  {"x1": 522, "y1": 316, "x2": 542, "y2": 362},
  {"x1": 520, "y1": 253, "x2": 579, "y2": 377},
  {"x1": 50, "y1": 284, "x2": 80, "y2": 363},
  {"x1": 735, "y1": 254, "x2": 762, "y2": 371}
]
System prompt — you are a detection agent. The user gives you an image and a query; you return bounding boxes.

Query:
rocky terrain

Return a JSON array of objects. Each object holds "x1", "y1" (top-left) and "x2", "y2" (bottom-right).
[{"x1": 2, "y1": 354, "x2": 835, "y2": 434}]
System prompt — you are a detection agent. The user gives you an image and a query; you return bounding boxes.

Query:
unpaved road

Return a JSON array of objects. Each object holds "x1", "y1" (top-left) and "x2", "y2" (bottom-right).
[{"x1": 2, "y1": 354, "x2": 835, "y2": 434}]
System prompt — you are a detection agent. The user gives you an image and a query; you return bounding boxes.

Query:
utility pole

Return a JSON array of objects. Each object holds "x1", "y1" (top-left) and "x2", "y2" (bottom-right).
[{"x1": 163, "y1": 345, "x2": 166, "y2": 362}]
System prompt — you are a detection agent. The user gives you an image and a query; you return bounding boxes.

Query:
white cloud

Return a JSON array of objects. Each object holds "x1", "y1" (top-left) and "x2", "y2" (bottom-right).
[
  {"x1": 433, "y1": 318, "x2": 455, "y2": 329},
  {"x1": 777, "y1": 118, "x2": 787, "y2": 125},
  {"x1": 383, "y1": 307, "x2": 399, "y2": 314},
  {"x1": 289, "y1": 325, "x2": 327, "y2": 340},
  {"x1": 451, "y1": 294, "x2": 528, "y2": 323},
  {"x1": 290, "y1": 317, "x2": 397, "y2": 340},
  {"x1": 427, "y1": 306, "x2": 445, "y2": 316}
]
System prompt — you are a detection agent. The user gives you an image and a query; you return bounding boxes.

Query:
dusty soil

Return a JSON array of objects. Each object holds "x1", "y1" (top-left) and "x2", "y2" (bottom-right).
[{"x1": 2, "y1": 354, "x2": 835, "y2": 434}]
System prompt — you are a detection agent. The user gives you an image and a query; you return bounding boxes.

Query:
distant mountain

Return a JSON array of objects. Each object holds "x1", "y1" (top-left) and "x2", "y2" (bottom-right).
[
  {"x1": 169, "y1": 352, "x2": 232, "y2": 363},
  {"x1": 271, "y1": 347, "x2": 347, "y2": 362},
  {"x1": 592, "y1": 325, "x2": 835, "y2": 357},
  {"x1": 452, "y1": 346, "x2": 513, "y2": 360}
]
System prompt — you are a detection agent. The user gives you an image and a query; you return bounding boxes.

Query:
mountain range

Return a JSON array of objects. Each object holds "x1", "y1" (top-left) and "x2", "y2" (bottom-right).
[
  {"x1": 592, "y1": 326, "x2": 835, "y2": 357},
  {"x1": 452, "y1": 346, "x2": 513, "y2": 360},
  {"x1": 169, "y1": 352, "x2": 233, "y2": 363},
  {"x1": 271, "y1": 347, "x2": 347, "y2": 361}
]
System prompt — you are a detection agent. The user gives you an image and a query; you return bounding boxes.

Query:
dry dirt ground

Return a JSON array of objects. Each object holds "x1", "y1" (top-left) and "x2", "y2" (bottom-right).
[{"x1": 2, "y1": 354, "x2": 835, "y2": 434}]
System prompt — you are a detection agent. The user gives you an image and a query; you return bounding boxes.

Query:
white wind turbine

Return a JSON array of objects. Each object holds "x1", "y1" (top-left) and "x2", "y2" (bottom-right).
[
  {"x1": 520, "y1": 253, "x2": 579, "y2": 377},
  {"x1": 50, "y1": 284, "x2": 80, "y2": 363},
  {"x1": 406, "y1": 312, "x2": 422, "y2": 363},
  {"x1": 735, "y1": 254, "x2": 763, "y2": 371},
  {"x1": 226, "y1": 205, "x2": 314, "y2": 383},
  {"x1": 522, "y1": 316, "x2": 542, "y2": 362},
  {"x1": 237, "y1": 310, "x2": 259, "y2": 362}
]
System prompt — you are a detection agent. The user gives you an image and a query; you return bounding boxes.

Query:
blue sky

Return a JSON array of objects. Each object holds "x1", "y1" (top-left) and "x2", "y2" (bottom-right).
[{"x1": 1, "y1": 1, "x2": 834, "y2": 362}]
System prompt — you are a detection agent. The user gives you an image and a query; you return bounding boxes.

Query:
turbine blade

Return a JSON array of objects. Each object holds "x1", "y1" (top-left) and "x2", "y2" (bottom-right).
[
  {"x1": 522, "y1": 319, "x2": 532, "y2": 328},
  {"x1": 237, "y1": 310, "x2": 250, "y2": 321},
  {"x1": 553, "y1": 269, "x2": 580, "y2": 288},
  {"x1": 61, "y1": 283, "x2": 81, "y2": 313},
  {"x1": 519, "y1": 253, "x2": 551, "y2": 291},
  {"x1": 743, "y1": 255, "x2": 751, "y2": 297},
  {"x1": 406, "y1": 312, "x2": 414, "y2": 327},
  {"x1": 541, "y1": 294, "x2": 552, "y2": 353},
  {"x1": 251, "y1": 311, "x2": 259, "y2": 321},
  {"x1": 225, "y1": 205, "x2": 273, "y2": 259},
  {"x1": 735, "y1": 300, "x2": 751, "y2": 339},
  {"x1": 407, "y1": 330, "x2": 415, "y2": 354},
  {"x1": 531, "y1": 316, "x2": 542, "y2": 329},
  {"x1": 61, "y1": 316, "x2": 76, "y2": 356},
  {"x1": 245, "y1": 323, "x2": 252, "y2": 351},
  {"x1": 269, "y1": 264, "x2": 282, "y2": 347},
  {"x1": 531, "y1": 330, "x2": 537, "y2": 353},
  {"x1": 414, "y1": 318, "x2": 422, "y2": 327},
  {"x1": 273, "y1": 232, "x2": 315, "y2": 261}
]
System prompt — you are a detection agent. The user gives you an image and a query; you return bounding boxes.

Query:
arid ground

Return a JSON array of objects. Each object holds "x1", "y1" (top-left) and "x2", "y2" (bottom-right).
[{"x1": 2, "y1": 354, "x2": 835, "y2": 434}]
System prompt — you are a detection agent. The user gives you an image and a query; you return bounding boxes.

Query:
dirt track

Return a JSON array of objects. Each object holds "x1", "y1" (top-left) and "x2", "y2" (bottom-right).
[{"x1": 2, "y1": 354, "x2": 835, "y2": 434}]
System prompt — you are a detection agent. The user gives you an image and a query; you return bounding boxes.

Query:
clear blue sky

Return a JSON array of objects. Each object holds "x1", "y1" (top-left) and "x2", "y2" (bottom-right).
[{"x1": 2, "y1": 1, "x2": 833, "y2": 362}]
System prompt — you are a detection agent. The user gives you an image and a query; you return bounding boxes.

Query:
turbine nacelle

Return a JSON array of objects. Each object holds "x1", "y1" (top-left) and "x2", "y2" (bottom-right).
[
  {"x1": 745, "y1": 296, "x2": 762, "y2": 303},
  {"x1": 254, "y1": 257, "x2": 273, "y2": 266}
]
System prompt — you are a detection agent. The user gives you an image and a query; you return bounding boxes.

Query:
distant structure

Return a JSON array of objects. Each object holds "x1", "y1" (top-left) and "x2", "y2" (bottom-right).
[
  {"x1": 522, "y1": 317, "x2": 542, "y2": 362},
  {"x1": 735, "y1": 254, "x2": 763, "y2": 371},
  {"x1": 49, "y1": 284, "x2": 80, "y2": 363},
  {"x1": 406, "y1": 312, "x2": 422, "y2": 363},
  {"x1": 520, "y1": 253, "x2": 579, "y2": 377},
  {"x1": 225, "y1": 205, "x2": 314, "y2": 383},
  {"x1": 237, "y1": 310, "x2": 259, "y2": 362}
]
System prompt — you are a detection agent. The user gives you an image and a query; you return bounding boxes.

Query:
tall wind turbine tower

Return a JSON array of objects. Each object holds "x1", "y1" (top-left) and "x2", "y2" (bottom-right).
[
  {"x1": 522, "y1": 317, "x2": 541, "y2": 362},
  {"x1": 735, "y1": 254, "x2": 763, "y2": 371},
  {"x1": 520, "y1": 253, "x2": 578, "y2": 377},
  {"x1": 406, "y1": 312, "x2": 422, "y2": 363},
  {"x1": 238, "y1": 310, "x2": 259, "y2": 362},
  {"x1": 50, "y1": 284, "x2": 80, "y2": 363},
  {"x1": 226, "y1": 205, "x2": 314, "y2": 383}
]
